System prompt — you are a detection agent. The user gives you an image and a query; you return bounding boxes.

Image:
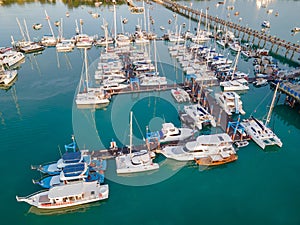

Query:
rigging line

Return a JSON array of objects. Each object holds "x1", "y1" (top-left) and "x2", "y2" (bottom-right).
[
  {"x1": 249, "y1": 88, "x2": 273, "y2": 117},
  {"x1": 132, "y1": 113, "x2": 145, "y2": 140}
]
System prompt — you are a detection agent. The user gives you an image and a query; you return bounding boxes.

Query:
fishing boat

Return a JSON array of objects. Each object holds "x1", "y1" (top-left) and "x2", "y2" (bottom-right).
[
  {"x1": 181, "y1": 104, "x2": 216, "y2": 130},
  {"x1": 32, "y1": 136, "x2": 91, "y2": 175},
  {"x1": 160, "y1": 133, "x2": 236, "y2": 161},
  {"x1": 214, "y1": 91, "x2": 246, "y2": 115},
  {"x1": 16, "y1": 181, "x2": 109, "y2": 209},
  {"x1": 33, "y1": 161, "x2": 106, "y2": 189},
  {"x1": 146, "y1": 122, "x2": 194, "y2": 144},
  {"x1": 115, "y1": 111, "x2": 159, "y2": 174},
  {"x1": 194, "y1": 153, "x2": 238, "y2": 166},
  {"x1": 171, "y1": 87, "x2": 190, "y2": 102},
  {"x1": 241, "y1": 82, "x2": 282, "y2": 149}
]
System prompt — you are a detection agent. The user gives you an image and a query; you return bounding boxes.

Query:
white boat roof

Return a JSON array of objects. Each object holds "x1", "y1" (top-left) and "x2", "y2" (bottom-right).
[
  {"x1": 236, "y1": 78, "x2": 248, "y2": 83},
  {"x1": 162, "y1": 123, "x2": 175, "y2": 130},
  {"x1": 48, "y1": 182, "x2": 91, "y2": 199},
  {"x1": 195, "y1": 133, "x2": 232, "y2": 144}
]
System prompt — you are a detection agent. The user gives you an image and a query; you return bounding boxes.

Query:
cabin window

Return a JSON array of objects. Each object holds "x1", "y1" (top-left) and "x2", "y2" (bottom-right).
[{"x1": 91, "y1": 191, "x2": 95, "y2": 195}]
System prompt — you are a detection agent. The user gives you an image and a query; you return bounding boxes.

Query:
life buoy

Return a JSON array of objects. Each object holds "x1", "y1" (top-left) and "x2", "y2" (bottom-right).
[{"x1": 99, "y1": 193, "x2": 103, "y2": 198}]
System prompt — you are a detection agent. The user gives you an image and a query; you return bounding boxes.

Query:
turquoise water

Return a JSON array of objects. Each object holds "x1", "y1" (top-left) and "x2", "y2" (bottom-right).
[{"x1": 1, "y1": 1, "x2": 300, "y2": 225}]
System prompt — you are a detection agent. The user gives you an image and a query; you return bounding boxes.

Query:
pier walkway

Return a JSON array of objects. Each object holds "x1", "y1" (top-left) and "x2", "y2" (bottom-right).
[{"x1": 153, "y1": 0, "x2": 300, "y2": 60}]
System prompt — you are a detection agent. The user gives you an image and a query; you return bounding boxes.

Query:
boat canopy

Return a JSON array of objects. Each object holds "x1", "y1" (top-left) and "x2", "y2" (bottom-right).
[
  {"x1": 63, "y1": 163, "x2": 86, "y2": 177},
  {"x1": 48, "y1": 182, "x2": 87, "y2": 199},
  {"x1": 62, "y1": 151, "x2": 81, "y2": 163}
]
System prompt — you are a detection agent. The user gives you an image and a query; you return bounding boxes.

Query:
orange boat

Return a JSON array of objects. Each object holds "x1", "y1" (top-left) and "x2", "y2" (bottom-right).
[{"x1": 194, "y1": 154, "x2": 238, "y2": 166}]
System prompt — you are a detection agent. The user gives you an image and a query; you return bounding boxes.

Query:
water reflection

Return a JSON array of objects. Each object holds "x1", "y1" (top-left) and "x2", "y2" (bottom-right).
[{"x1": 27, "y1": 200, "x2": 104, "y2": 216}]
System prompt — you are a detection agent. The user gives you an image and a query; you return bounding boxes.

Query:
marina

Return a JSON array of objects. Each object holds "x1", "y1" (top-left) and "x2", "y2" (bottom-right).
[{"x1": 0, "y1": 0, "x2": 300, "y2": 225}]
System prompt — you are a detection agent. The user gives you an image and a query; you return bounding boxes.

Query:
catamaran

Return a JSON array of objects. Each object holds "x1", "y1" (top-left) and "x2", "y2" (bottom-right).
[
  {"x1": 75, "y1": 48, "x2": 110, "y2": 107},
  {"x1": 241, "y1": 82, "x2": 282, "y2": 149},
  {"x1": 115, "y1": 111, "x2": 159, "y2": 174}
]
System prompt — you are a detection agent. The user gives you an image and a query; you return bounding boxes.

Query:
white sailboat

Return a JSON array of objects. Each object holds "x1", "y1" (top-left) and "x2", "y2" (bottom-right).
[
  {"x1": 140, "y1": 39, "x2": 167, "y2": 86},
  {"x1": 75, "y1": 48, "x2": 110, "y2": 107},
  {"x1": 115, "y1": 111, "x2": 159, "y2": 174},
  {"x1": 41, "y1": 10, "x2": 57, "y2": 47},
  {"x1": 241, "y1": 82, "x2": 282, "y2": 149}
]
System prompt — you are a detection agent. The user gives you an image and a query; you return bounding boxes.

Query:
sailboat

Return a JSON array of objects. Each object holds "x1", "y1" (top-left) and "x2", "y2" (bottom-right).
[
  {"x1": 15, "y1": 18, "x2": 45, "y2": 53},
  {"x1": 115, "y1": 111, "x2": 159, "y2": 174},
  {"x1": 75, "y1": 48, "x2": 110, "y2": 107},
  {"x1": 41, "y1": 10, "x2": 57, "y2": 47},
  {"x1": 241, "y1": 82, "x2": 282, "y2": 149},
  {"x1": 139, "y1": 39, "x2": 167, "y2": 86},
  {"x1": 56, "y1": 18, "x2": 75, "y2": 52}
]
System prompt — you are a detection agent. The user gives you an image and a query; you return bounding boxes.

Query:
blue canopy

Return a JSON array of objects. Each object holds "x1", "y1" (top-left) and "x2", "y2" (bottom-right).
[
  {"x1": 62, "y1": 151, "x2": 81, "y2": 164},
  {"x1": 63, "y1": 163, "x2": 85, "y2": 177}
]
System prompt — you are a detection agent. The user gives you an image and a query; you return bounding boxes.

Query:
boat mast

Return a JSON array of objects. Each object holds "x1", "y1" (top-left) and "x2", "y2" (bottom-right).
[
  {"x1": 143, "y1": 0, "x2": 147, "y2": 32},
  {"x1": 75, "y1": 19, "x2": 79, "y2": 35},
  {"x1": 265, "y1": 82, "x2": 280, "y2": 127},
  {"x1": 23, "y1": 19, "x2": 31, "y2": 43},
  {"x1": 147, "y1": 5, "x2": 150, "y2": 34},
  {"x1": 188, "y1": 2, "x2": 192, "y2": 32},
  {"x1": 16, "y1": 18, "x2": 26, "y2": 41},
  {"x1": 102, "y1": 18, "x2": 109, "y2": 53},
  {"x1": 205, "y1": 8, "x2": 208, "y2": 31},
  {"x1": 84, "y1": 47, "x2": 89, "y2": 90},
  {"x1": 44, "y1": 10, "x2": 55, "y2": 38},
  {"x1": 113, "y1": 0, "x2": 117, "y2": 45},
  {"x1": 129, "y1": 111, "x2": 133, "y2": 156},
  {"x1": 231, "y1": 46, "x2": 240, "y2": 79},
  {"x1": 154, "y1": 38, "x2": 158, "y2": 75},
  {"x1": 196, "y1": 10, "x2": 202, "y2": 41}
]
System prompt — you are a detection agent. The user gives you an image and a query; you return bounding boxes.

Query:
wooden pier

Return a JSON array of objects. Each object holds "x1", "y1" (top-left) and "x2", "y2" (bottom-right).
[{"x1": 153, "y1": 0, "x2": 300, "y2": 61}]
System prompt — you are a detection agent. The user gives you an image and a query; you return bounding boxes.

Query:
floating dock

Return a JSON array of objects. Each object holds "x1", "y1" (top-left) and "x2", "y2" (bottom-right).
[{"x1": 153, "y1": 0, "x2": 300, "y2": 61}]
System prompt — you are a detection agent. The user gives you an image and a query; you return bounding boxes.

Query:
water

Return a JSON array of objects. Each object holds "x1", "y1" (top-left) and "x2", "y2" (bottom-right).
[{"x1": 0, "y1": 1, "x2": 300, "y2": 224}]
